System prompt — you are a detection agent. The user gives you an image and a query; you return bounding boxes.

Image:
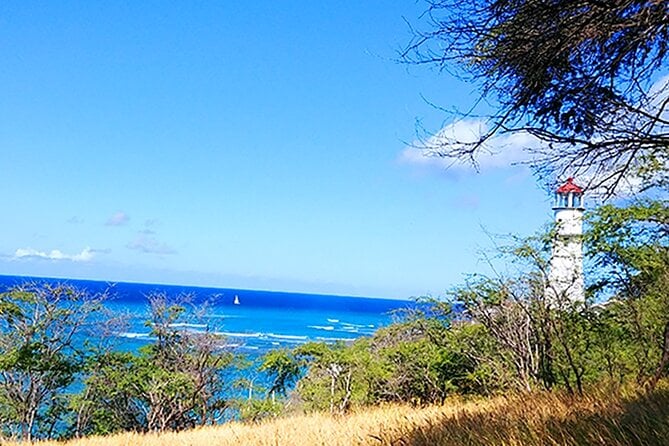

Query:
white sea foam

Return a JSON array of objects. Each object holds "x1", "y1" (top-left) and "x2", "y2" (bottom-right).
[
  {"x1": 267, "y1": 333, "x2": 308, "y2": 341},
  {"x1": 327, "y1": 318, "x2": 340, "y2": 323},
  {"x1": 217, "y1": 331, "x2": 262, "y2": 338},
  {"x1": 168, "y1": 323, "x2": 208, "y2": 329},
  {"x1": 118, "y1": 332, "x2": 152, "y2": 340},
  {"x1": 341, "y1": 322, "x2": 365, "y2": 328},
  {"x1": 308, "y1": 325, "x2": 335, "y2": 331}
]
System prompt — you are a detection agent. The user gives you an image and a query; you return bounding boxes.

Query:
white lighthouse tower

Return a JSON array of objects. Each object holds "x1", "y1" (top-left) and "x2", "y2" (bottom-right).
[{"x1": 547, "y1": 177, "x2": 585, "y2": 303}]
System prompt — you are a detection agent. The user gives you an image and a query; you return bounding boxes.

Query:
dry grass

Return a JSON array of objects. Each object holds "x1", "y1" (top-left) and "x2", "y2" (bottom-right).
[{"x1": 8, "y1": 388, "x2": 669, "y2": 446}]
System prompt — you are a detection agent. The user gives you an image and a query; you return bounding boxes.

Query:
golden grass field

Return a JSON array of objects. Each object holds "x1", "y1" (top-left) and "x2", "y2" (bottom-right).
[{"x1": 8, "y1": 387, "x2": 669, "y2": 446}]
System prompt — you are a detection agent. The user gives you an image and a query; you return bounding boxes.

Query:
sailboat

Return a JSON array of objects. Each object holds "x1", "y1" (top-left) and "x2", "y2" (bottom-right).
[{"x1": 233, "y1": 295, "x2": 240, "y2": 305}]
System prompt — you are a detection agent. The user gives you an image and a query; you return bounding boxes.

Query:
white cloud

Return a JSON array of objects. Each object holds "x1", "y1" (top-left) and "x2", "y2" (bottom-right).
[
  {"x1": 401, "y1": 74, "x2": 669, "y2": 198},
  {"x1": 399, "y1": 119, "x2": 541, "y2": 176},
  {"x1": 106, "y1": 211, "x2": 130, "y2": 226},
  {"x1": 127, "y1": 234, "x2": 176, "y2": 255},
  {"x1": 14, "y1": 247, "x2": 95, "y2": 262}
]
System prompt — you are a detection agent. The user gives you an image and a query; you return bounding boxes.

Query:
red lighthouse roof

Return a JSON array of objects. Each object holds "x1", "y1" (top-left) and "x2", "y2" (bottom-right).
[{"x1": 556, "y1": 177, "x2": 583, "y2": 194}]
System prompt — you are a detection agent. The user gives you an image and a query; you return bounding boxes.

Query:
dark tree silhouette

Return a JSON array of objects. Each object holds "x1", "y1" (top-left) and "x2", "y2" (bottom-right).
[{"x1": 403, "y1": 0, "x2": 669, "y2": 196}]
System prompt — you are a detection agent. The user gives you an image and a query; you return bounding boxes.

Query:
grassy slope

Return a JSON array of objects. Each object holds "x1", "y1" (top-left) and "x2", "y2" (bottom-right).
[{"x1": 15, "y1": 388, "x2": 669, "y2": 446}]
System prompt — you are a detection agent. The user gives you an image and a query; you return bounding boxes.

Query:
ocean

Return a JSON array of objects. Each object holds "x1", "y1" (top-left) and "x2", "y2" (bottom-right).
[{"x1": 0, "y1": 275, "x2": 414, "y2": 354}]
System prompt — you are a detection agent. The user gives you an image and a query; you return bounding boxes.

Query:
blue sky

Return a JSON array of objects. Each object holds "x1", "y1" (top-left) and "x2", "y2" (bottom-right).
[{"x1": 0, "y1": 1, "x2": 555, "y2": 298}]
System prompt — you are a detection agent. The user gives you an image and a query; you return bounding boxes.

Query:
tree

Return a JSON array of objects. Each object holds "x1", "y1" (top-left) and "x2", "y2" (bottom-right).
[
  {"x1": 294, "y1": 339, "x2": 394, "y2": 414},
  {"x1": 295, "y1": 342, "x2": 359, "y2": 414},
  {"x1": 586, "y1": 199, "x2": 669, "y2": 389},
  {"x1": 445, "y1": 204, "x2": 669, "y2": 394},
  {"x1": 404, "y1": 0, "x2": 669, "y2": 196},
  {"x1": 0, "y1": 283, "x2": 108, "y2": 441},
  {"x1": 291, "y1": 308, "x2": 483, "y2": 411},
  {"x1": 71, "y1": 350, "x2": 144, "y2": 436},
  {"x1": 365, "y1": 307, "x2": 483, "y2": 403},
  {"x1": 447, "y1": 230, "x2": 624, "y2": 395},
  {"x1": 259, "y1": 349, "x2": 302, "y2": 399},
  {"x1": 74, "y1": 294, "x2": 236, "y2": 435},
  {"x1": 369, "y1": 322, "x2": 461, "y2": 404}
]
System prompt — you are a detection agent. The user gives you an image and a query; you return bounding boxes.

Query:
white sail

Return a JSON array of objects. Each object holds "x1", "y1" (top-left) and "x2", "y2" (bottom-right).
[{"x1": 233, "y1": 295, "x2": 240, "y2": 305}]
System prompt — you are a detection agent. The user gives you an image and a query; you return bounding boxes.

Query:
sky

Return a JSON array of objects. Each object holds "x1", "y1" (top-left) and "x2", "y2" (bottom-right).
[{"x1": 0, "y1": 1, "x2": 557, "y2": 299}]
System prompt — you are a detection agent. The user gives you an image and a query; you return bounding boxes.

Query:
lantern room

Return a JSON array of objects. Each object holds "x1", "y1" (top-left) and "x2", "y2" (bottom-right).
[{"x1": 554, "y1": 177, "x2": 584, "y2": 209}]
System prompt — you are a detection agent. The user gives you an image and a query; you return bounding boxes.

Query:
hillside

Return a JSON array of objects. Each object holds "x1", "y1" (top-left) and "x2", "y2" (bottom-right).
[{"x1": 12, "y1": 388, "x2": 669, "y2": 446}]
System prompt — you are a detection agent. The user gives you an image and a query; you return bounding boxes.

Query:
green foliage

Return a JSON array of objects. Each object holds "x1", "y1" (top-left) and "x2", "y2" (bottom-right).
[
  {"x1": 0, "y1": 283, "x2": 107, "y2": 441},
  {"x1": 585, "y1": 200, "x2": 669, "y2": 388},
  {"x1": 1, "y1": 201, "x2": 667, "y2": 440},
  {"x1": 294, "y1": 340, "x2": 373, "y2": 413},
  {"x1": 259, "y1": 349, "x2": 302, "y2": 397},
  {"x1": 72, "y1": 295, "x2": 236, "y2": 436},
  {"x1": 291, "y1": 313, "x2": 489, "y2": 413},
  {"x1": 235, "y1": 398, "x2": 285, "y2": 423},
  {"x1": 290, "y1": 201, "x2": 668, "y2": 411},
  {"x1": 586, "y1": 200, "x2": 669, "y2": 279}
]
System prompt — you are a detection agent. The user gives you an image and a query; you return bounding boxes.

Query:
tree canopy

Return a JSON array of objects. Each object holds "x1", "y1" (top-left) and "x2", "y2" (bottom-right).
[{"x1": 404, "y1": 0, "x2": 669, "y2": 196}]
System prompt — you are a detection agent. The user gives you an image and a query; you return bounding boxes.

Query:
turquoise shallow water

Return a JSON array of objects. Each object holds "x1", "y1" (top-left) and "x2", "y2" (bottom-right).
[
  {"x1": 0, "y1": 275, "x2": 414, "y2": 354},
  {"x1": 0, "y1": 275, "x2": 419, "y2": 421}
]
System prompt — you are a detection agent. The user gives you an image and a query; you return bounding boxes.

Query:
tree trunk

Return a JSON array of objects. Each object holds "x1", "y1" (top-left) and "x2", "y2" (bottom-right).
[{"x1": 648, "y1": 321, "x2": 669, "y2": 391}]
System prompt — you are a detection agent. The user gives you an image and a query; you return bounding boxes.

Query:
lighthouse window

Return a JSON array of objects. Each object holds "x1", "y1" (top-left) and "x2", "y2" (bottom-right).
[
  {"x1": 573, "y1": 195, "x2": 582, "y2": 207},
  {"x1": 559, "y1": 195, "x2": 568, "y2": 207}
]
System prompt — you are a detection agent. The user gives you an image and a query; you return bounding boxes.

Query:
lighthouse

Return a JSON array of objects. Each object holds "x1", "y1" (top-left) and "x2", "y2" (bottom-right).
[{"x1": 547, "y1": 177, "x2": 585, "y2": 303}]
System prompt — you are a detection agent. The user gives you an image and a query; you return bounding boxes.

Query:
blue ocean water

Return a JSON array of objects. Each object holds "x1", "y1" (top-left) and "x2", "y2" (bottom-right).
[{"x1": 0, "y1": 275, "x2": 414, "y2": 354}]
